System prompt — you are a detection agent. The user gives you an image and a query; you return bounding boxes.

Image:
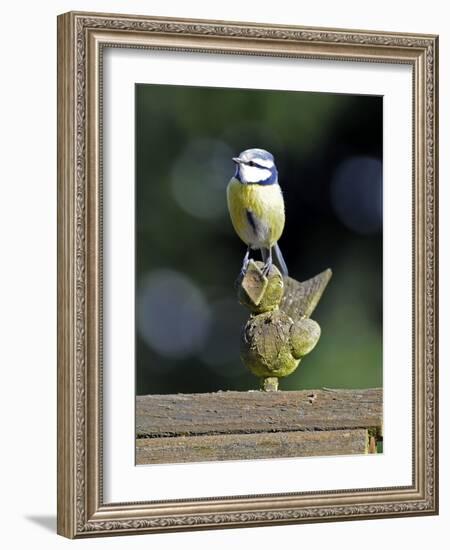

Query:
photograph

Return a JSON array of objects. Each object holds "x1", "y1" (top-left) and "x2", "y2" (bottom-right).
[
  {"x1": 135, "y1": 83, "x2": 383, "y2": 464},
  {"x1": 56, "y1": 11, "x2": 437, "y2": 537}
]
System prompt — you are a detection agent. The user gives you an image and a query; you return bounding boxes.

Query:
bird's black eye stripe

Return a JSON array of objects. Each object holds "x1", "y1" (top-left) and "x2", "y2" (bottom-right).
[
  {"x1": 246, "y1": 160, "x2": 266, "y2": 168},
  {"x1": 243, "y1": 159, "x2": 272, "y2": 169}
]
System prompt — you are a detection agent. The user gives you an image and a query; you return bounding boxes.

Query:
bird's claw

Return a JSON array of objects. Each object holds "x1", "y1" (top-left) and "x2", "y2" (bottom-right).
[
  {"x1": 240, "y1": 259, "x2": 250, "y2": 278},
  {"x1": 262, "y1": 260, "x2": 272, "y2": 277}
]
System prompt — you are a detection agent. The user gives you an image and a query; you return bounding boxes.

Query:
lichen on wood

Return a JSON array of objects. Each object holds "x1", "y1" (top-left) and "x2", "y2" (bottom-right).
[
  {"x1": 241, "y1": 309, "x2": 298, "y2": 378},
  {"x1": 238, "y1": 261, "x2": 284, "y2": 313},
  {"x1": 237, "y1": 260, "x2": 332, "y2": 390},
  {"x1": 290, "y1": 318, "x2": 321, "y2": 358}
]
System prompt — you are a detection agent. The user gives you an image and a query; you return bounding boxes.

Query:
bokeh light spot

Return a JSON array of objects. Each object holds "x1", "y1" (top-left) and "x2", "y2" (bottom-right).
[
  {"x1": 137, "y1": 270, "x2": 211, "y2": 359},
  {"x1": 331, "y1": 156, "x2": 382, "y2": 235},
  {"x1": 171, "y1": 138, "x2": 233, "y2": 220}
]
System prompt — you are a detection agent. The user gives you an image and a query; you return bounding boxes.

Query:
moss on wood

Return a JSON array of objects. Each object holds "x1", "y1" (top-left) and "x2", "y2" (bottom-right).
[{"x1": 237, "y1": 260, "x2": 331, "y2": 389}]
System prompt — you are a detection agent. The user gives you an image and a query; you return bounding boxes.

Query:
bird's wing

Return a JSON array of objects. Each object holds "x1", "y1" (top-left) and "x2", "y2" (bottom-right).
[{"x1": 245, "y1": 208, "x2": 270, "y2": 247}]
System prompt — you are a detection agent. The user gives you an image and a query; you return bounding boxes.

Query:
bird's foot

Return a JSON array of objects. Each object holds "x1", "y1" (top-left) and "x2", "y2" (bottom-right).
[
  {"x1": 239, "y1": 259, "x2": 250, "y2": 278},
  {"x1": 239, "y1": 249, "x2": 251, "y2": 278},
  {"x1": 262, "y1": 258, "x2": 273, "y2": 277}
]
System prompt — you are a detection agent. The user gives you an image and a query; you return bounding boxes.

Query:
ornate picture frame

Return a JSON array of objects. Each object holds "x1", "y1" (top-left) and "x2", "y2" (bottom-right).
[{"x1": 57, "y1": 11, "x2": 438, "y2": 538}]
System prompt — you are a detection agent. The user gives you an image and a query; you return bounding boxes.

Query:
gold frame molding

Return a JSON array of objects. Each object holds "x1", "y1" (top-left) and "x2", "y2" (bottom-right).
[{"x1": 57, "y1": 11, "x2": 439, "y2": 538}]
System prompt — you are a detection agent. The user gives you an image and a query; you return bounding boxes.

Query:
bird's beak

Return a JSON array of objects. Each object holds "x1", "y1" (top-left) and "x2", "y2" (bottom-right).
[{"x1": 232, "y1": 157, "x2": 242, "y2": 164}]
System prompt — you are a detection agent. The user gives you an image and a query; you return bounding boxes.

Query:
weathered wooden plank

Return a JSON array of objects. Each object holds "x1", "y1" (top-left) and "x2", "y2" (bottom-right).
[
  {"x1": 136, "y1": 429, "x2": 369, "y2": 464},
  {"x1": 136, "y1": 388, "x2": 382, "y2": 438}
]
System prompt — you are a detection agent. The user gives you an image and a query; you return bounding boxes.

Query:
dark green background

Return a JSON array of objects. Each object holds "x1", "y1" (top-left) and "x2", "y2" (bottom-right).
[{"x1": 135, "y1": 84, "x2": 383, "y2": 395}]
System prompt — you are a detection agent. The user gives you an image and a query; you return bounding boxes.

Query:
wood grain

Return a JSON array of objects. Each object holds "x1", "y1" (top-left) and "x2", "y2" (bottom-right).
[
  {"x1": 136, "y1": 429, "x2": 369, "y2": 464},
  {"x1": 280, "y1": 269, "x2": 332, "y2": 321},
  {"x1": 136, "y1": 388, "x2": 382, "y2": 438}
]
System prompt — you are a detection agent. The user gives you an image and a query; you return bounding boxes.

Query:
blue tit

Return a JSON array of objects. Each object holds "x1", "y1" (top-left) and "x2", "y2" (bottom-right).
[{"x1": 227, "y1": 148, "x2": 288, "y2": 277}]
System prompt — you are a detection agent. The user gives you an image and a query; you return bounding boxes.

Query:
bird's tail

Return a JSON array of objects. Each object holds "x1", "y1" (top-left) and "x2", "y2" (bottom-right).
[{"x1": 273, "y1": 242, "x2": 289, "y2": 277}]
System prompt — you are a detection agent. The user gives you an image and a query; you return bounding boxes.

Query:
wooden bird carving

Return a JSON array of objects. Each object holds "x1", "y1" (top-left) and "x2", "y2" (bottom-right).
[{"x1": 237, "y1": 260, "x2": 332, "y2": 391}]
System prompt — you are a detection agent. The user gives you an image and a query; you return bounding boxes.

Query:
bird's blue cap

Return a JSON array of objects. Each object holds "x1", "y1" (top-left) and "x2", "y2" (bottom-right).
[
  {"x1": 233, "y1": 148, "x2": 278, "y2": 185},
  {"x1": 233, "y1": 148, "x2": 274, "y2": 164}
]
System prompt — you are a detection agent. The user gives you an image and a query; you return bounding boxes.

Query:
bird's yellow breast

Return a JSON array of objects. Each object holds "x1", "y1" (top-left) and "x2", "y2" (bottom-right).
[{"x1": 226, "y1": 178, "x2": 285, "y2": 248}]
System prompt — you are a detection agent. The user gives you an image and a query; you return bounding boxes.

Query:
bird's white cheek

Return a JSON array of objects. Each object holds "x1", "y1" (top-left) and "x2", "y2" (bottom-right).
[{"x1": 241, "y1": 166, "x2": 272, "y2": 183}]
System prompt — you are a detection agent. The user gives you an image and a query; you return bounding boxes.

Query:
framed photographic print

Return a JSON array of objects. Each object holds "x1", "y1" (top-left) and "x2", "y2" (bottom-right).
[{"x1": 57, "y1": 11, "x2": 439, "y2": 538}]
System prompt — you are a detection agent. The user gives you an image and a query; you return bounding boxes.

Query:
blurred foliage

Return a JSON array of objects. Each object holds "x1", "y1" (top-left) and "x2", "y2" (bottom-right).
[{"x1": 135, "y1": 84, "x2": 383, "y2": 395}]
